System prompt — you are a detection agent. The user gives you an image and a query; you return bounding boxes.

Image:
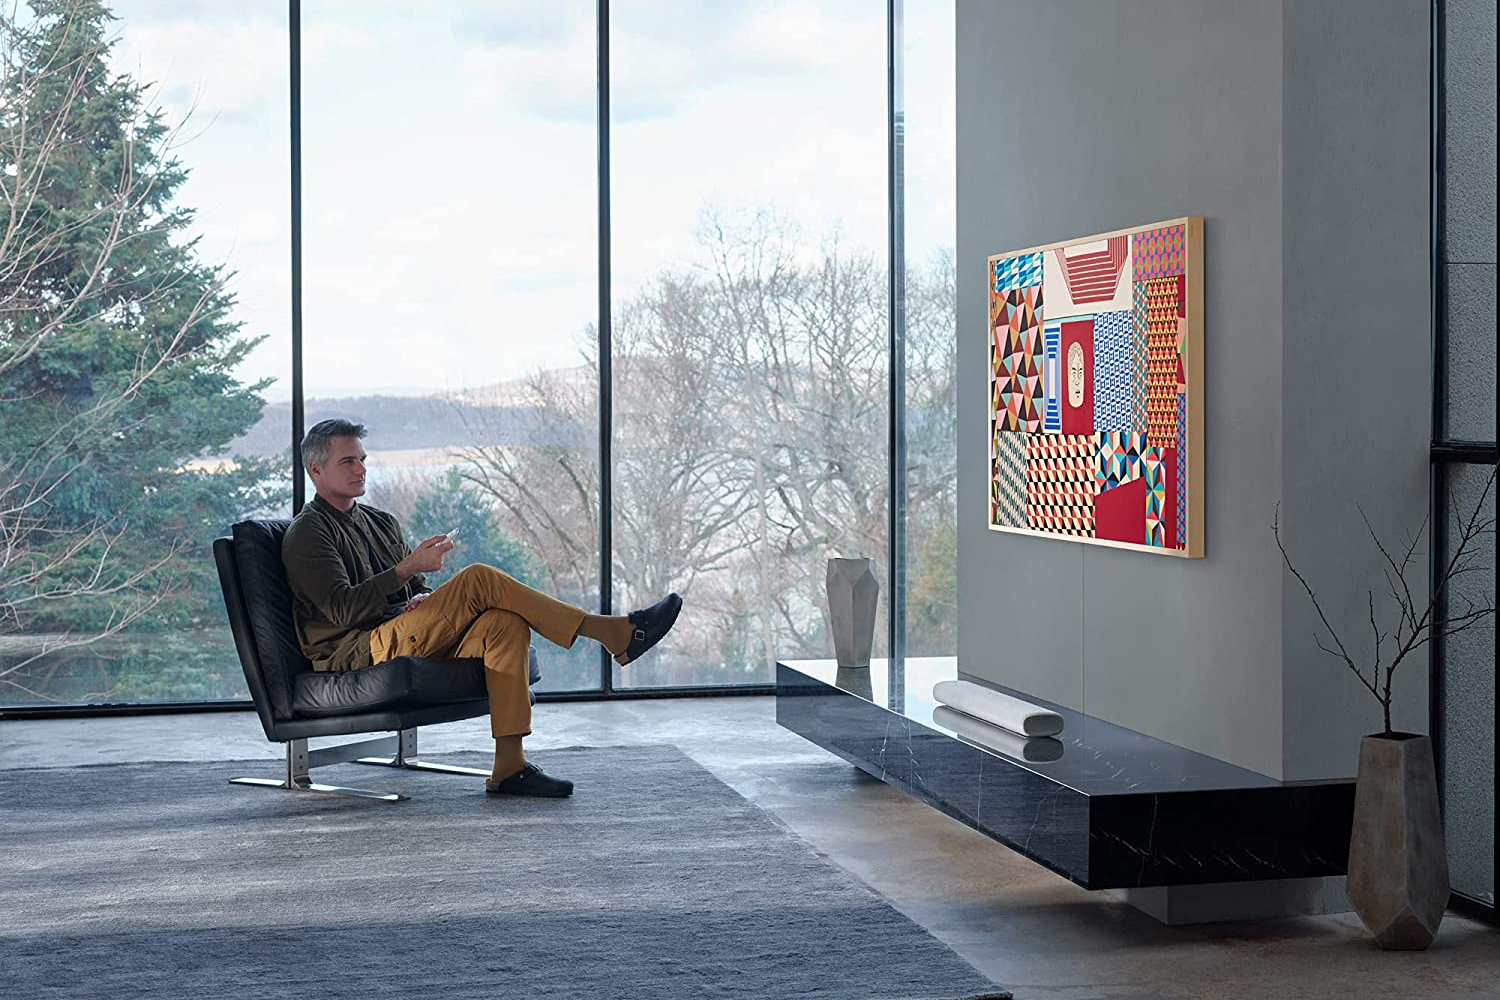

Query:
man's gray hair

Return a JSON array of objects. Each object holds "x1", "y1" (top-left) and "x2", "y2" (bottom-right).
[{"x1": 301, "y1": 418, "x2": 366, "y2": 468}]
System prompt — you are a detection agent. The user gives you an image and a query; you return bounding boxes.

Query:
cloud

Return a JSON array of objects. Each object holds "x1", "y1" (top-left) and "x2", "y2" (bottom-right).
[
  {"x1": 448, "y1": 0, "x2": 582, "y2": 47},
  {"x1": 108, "y1": 11, "x2": 287, "y2": 127},
  {"x1": 85, "y1": 0, "x2": 949, "y2": 401},
  {"x1": 455, "y1": 0, "x2": 884, "y2": 124}
]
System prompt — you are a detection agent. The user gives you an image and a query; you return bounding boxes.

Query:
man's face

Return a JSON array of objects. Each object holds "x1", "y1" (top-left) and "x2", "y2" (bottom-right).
[{"x1": 309, "y1": 436, "x2": 367, "y2": 501}]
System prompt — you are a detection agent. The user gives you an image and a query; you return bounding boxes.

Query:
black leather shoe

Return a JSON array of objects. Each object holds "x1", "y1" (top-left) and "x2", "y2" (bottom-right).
[
  {"x1": 486, "y1": 763, "x2": 573, "y2": 798},
  {"x1": 617, "y1": 593, "x2": 683, "y2": 665}
]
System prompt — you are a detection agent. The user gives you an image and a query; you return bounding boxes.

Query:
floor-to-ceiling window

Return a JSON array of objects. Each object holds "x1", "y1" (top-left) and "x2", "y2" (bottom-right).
[
  {"x1": 899, "y1": 0, "x2": 957, "y2": 658},
  {"x1": 1, "y1": 0, "x2": 960, "y2": 711},
  {"x1": 299, "y1": 1, "x2": 601, "y2": 693},
  {"x1": 1433, "y1": 0, "x2": 1497, "y2": 915},
  {"x1": 0, "y1": 1, "x2": 291, "y2": 708},
  {"x1": 607, "y1": 0, "x2": 890, "y2": 688}
]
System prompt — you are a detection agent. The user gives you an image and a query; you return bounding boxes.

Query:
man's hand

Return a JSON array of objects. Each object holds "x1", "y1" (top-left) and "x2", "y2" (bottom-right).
[
  {"x1": 402, "y1": 592, "x2": 432, "y2": 614},
  {"x1": 395, "y1": 534, "x2": 454, "y2": 582}
]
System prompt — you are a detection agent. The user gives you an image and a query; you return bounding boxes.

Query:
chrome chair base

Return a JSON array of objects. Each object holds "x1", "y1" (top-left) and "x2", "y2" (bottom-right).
[
  {"x1": 230, "y1": 731, "x2": 424, "y2": 802},
  {"x1": 353, "y1": 727, "x2": 491, "y2": 777},
  {"x1": 229, "y1": 776, "x2": 405, "y2": 802}
]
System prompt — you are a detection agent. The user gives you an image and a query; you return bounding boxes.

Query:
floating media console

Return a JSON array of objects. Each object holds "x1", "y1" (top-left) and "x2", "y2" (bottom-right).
[{"x1": 776, "y1": 658, "x2": 1355, "y2": 890}]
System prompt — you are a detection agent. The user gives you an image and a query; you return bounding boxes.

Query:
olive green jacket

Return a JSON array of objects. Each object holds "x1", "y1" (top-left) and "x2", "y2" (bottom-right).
[{"x1": 281, "y1": 495, "x2": 428, "y2": 672}]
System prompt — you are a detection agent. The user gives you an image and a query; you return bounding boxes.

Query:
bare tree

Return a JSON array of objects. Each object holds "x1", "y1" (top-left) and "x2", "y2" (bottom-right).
[
  {"x1": 1275, "y1": 466, "x2": 1497, "y2": 736},
  {"x1": 453, "y1": 361, "x2": 601, "y2": 603},
  {"x1": 453, "y1": 208, "x2": 959, "y2": 682},
  {"x1": 902, "y1": 248, "x2": 959, "y2": 653},
  {"x1": 701, "y1": 209, "x2": 892, "y2": 662}
]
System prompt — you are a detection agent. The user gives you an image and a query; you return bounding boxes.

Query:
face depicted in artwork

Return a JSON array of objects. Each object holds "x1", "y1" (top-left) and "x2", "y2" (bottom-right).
[{"x1": 1066, "y1": 341, "x2": 1085, "y2": 407}]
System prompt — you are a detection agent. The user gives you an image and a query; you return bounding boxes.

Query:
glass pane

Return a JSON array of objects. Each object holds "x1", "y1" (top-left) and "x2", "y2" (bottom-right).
[
  {"x1": 301, "y1": 1, "x2": 600, "y2": 692},
  {"x1": 1440, "y1": 0, "x2": 1497, "y2": 443},
  {"x1": 609, "y1": 0, "x2": 889, "y2": 687},
  {"x1": 902, "y1": 0, "x2": 957, "y2": 657},
  {"x1": 1442, "y1": 461, "x2": 1496, "y2": 905},
  {"x1": 1442, "y1": 263, "x2": 1497, "y2": 442},
  {"x1": 0, "y1": 1, "x2": 290, "y2": 707}
]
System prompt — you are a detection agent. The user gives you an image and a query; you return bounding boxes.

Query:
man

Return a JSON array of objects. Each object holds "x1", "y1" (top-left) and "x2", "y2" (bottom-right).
[{"x1": 281, "y1": 418, "x2": 682, "y2": 798}]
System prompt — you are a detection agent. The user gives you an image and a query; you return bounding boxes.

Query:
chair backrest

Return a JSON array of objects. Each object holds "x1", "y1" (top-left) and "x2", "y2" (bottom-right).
[{"x1": 213, "y1": 519, "x2": 311, "y2": 737}]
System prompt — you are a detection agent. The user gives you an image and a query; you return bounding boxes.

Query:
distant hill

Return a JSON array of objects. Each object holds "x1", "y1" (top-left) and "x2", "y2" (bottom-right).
[{"x1": 224, "y1": 395, "x2": 589, "y2": 457}]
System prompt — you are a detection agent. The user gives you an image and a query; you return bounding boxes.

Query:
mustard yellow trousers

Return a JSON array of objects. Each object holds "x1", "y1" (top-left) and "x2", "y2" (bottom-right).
[{"x1": 368, "y1": 564, "x2": 587, "y2": 738}]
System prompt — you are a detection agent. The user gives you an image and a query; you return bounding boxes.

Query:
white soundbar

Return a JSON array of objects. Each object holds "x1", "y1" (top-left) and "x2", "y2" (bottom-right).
[{"x1": 931, "y1": 679, "x2": 1065, "y2": 738}]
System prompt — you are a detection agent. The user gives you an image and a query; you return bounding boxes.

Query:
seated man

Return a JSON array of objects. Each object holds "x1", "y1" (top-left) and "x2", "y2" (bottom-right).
[{"x1": 281, "y1": 418, "x2": 682, "y2": 798}]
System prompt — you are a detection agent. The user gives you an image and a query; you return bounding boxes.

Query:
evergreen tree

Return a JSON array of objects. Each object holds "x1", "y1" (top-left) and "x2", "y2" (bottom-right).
[
  {"x1": 409, "y1": 469, "x2": 538, "y2": 588},
  {"x1": 0, "y1": 0, "x2": 286, "y2": 703}
]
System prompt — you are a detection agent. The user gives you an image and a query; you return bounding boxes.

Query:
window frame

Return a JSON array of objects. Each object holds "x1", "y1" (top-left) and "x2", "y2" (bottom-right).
[{"x1": 1428, "y1": 0, "x2": 1498, "y2": 925}]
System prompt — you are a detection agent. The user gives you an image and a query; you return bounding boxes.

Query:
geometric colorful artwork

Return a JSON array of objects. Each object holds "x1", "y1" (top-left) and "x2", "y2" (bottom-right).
[
  {"x1": 992, "y1": 285, "x2": 1044, "y2": 432},
  {"x1": 994, "y1": 251, "x2": 1044, "y2": 293},
  {"x1": 1096, "y1": 431, "x2": 1148, "y2": 492},
  {"x1": 1092, "y1": 310, "x2": 1131, "y2": 433},
  {"x1": 1045, "y1": 235, "x2": 1133, "y2": 317},
  {"x1": 1175, "y1": 393, "x2": 1188, "y2": 548},
  {"x1": 1132, "y1": 224, "x2": 1186, "y2": 281},
  {"x1": 1060, "y1": 318, "x2": 1094, "y2": 435},
  {"x1": 1143, "y1": 447, "x2": 1179, "y2": 548},
  {"x1": 991, "y1": 428, "x2": 1027, "y2": 529},
  {"x1": 1144, "y1": 275, "x2": 1183, "y2": 449},
  {"x1": 1042, "y1": 321, "x2": 1062, "y2": 433},
  {"x1": 988, "y1": 217, "x2": 1203, "y2": 557},
  {"x1": 1095, "y1": 475, "x2": 1147, "y2": 545},
  {"x1": 1130, "y1": 280, "x2": 1149, "y2": 436},
  {"x1": 1025, "y1": 433, "x2": 1096, "y2": 537}
]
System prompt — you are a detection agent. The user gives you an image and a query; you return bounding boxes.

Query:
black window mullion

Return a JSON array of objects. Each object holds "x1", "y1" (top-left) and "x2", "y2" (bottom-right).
[
  {"x1": 887, "y1": 0, "x2": 907, "y2": 704},
  {"x1": 596, "y1": 0, "x2": 613, "y2": 695},
  {"x1": 289, "y1": 0, "x2": 304, "y2": 514}
]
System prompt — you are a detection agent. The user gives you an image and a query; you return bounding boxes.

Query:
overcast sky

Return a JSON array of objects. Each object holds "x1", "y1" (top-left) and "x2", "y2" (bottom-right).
[{"x1": 111, "y1": 0, "x2": 954, "y2": 401}]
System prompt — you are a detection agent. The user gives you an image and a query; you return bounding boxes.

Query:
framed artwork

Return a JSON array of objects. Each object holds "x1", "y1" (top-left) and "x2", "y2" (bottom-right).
[{"x1": 988, "y1": 217, "x2": 1204, "y2": 557}]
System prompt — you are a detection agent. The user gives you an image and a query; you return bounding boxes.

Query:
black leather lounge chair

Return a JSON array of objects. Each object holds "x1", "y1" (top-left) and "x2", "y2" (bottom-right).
[{"x1": 214, "y1": 518, "x2": 539, "y2": 801}]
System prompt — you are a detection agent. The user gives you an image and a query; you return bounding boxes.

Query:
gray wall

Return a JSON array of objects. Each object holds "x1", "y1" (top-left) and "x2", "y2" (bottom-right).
[
  {"x1": 956, "y1": 0, "x2": 1431, "y2": 780},
  {"x1": 1279, "y1": 0, "x2": 1432, "y2": 778}
]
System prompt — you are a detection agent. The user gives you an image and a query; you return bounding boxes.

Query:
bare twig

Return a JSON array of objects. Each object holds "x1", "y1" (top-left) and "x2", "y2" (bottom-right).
[{"x1": 1276, "y1": 466, "x2": 1497, "y2": 736}]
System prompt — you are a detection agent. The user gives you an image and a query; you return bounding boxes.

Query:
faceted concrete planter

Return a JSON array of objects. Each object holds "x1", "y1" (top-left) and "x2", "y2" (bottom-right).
[
  {"x1": 1346, "y1": 733, "x2": 1449, "y2": 950},
  {"x1": 826, "y1": 557, "x2": 878, "y2": 669}
]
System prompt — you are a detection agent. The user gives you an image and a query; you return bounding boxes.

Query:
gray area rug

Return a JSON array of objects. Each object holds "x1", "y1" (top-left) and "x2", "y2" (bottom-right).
[{"x1": 0, "y1": 745, "x2": 1009, "y2": 1000}]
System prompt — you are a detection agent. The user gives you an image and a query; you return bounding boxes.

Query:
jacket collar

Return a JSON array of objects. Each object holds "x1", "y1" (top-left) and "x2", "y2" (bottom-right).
[{"x1": 309, "y1": 493, "x2": 360, "y2": 521}]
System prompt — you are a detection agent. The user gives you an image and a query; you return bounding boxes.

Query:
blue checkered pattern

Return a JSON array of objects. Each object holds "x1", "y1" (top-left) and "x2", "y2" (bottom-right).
[
  {"x1": 1092, "y1": 310, "x2": 1132, "y2": 432},
  {"x1": 994, "y1": 252, "x2": 1044, "y2": 292}
]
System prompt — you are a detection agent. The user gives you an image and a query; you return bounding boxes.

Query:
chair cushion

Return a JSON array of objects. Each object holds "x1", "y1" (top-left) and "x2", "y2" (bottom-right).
[
  {"x1": 231, "y1": 519, "x2": 308, "y2": 720},
  {"x1": 292, "y1": 656, "x2": 486, "y2": 717},
  {"x1": 290, "y1": 647, "x2": 543, "y2": 718}
]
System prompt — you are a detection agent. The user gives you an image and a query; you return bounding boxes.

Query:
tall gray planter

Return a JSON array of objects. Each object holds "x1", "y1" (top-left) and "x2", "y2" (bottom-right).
[
  {"x1": 826, "y1": 557, "x2": 878, "y2": 669},
  {"x1": 1346, "y1": 733, "x2": 1449, "y2": 950}
]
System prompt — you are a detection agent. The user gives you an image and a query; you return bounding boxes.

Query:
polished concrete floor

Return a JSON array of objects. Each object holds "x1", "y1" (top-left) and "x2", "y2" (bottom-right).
[{"x1": 3, "y1": 696, "x2": 1496, "y2": 1000}]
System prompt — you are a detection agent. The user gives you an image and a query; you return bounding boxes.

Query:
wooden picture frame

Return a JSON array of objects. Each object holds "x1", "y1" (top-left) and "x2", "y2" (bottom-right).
[{"x1": 987, "y1": 216, "x2": 1204, "y2": 558}]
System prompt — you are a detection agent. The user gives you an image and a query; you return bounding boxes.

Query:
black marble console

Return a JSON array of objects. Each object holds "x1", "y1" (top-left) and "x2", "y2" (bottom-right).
[{"x1": 776, "y1": 658, "x2": 1355, "y2": 891}]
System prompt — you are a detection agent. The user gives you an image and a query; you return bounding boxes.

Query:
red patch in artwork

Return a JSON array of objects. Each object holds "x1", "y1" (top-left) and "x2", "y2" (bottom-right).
[
  {"x1": 1060, "y1": 318, "x2": 1094, "y2": 435},
  {"x1": 1095, "y1": 476, "x2": 1147, "y2": 545},
  {"x1": 1175, "y1": 274, "x2": 1186, "y2": 318},
  {"x1": 1161, "y1": 447, "x2": 1180, "y2": 548}
]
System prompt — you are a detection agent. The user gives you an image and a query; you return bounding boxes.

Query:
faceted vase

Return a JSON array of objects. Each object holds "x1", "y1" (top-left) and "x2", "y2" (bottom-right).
[
  {"x1": 1346, "y1": 733, "x2": 1449, "y2": 950},
  {"x1": 834, "y1": 665, "x2": 874, "y2": 702},
  {"x1": 826, "y1": 557, "x2": 878, "y2": 669}
]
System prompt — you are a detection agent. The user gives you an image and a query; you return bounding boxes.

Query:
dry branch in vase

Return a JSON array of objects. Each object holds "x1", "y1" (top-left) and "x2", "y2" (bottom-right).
[{"x1": 1273, "y1": 466, "x2": 1497, "y2": 736}]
